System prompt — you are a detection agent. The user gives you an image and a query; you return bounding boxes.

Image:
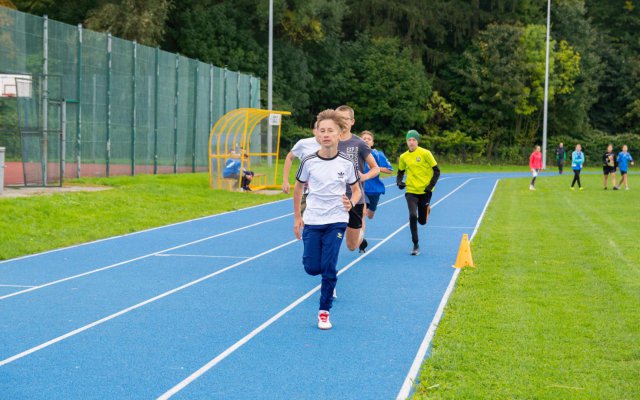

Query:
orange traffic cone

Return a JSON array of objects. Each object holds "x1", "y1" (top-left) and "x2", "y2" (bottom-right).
[{"x1": 453, "y1": 233, "x2": 474, "y2": 268}]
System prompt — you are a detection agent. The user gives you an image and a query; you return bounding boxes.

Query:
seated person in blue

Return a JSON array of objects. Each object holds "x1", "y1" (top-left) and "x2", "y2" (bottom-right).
[{"x1": 223, "y1": 151, "x2": 254, "y2": 191}]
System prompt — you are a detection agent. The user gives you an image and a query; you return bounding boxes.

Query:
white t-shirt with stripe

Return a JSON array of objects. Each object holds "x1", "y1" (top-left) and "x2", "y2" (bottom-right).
[
  {"x1": 291, "y1": 137, "x2": 320, "y2": 160},
  {"x1": 296, "y1": 152, "x2": 360, "y2": 225}
]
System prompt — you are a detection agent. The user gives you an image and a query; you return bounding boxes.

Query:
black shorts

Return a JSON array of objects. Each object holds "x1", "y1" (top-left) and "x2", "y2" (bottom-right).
[
  {"x1": 348, "y1": 203, "x2": 364, "y2": 229},
  {"x1": 603, "y1": 166, "x2": 616, "y2": 175},
  {"x1": 365, "y1": 193, "x2": 381, "y2": 212},
  {"x1": 620, "y1": 170, "x2": 628, "y2": 175}
]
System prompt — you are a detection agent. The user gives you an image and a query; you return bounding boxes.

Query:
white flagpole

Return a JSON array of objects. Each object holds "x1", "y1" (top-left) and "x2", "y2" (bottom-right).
[{"x1": 542, "y1": 0, "x2": 551, "y2": 169}]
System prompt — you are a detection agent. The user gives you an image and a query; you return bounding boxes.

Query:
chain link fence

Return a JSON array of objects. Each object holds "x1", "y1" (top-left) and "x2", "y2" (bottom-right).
[{"x1": 0, "y1": 6, "x2": 260, "y2": 185}]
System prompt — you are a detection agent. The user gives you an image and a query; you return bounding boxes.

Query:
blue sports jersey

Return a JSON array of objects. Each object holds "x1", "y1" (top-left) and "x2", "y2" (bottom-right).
[
  {"x1": 223, "y1": 158, "x2": 241, "y2": 178},
  {"x1": 571, "y1": 151, "x2": 584, "y2": 170},
  {"x1": 617, "y1": 151, "x2": 633, "y2": 171},
  {"x1": 363, "y1": 149, "x2": 393, "y2": 195}
]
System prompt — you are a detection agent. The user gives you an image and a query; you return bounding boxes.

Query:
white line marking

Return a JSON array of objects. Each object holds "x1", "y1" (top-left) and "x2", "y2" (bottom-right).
[
  {"x1": 157, "y1": 179, "x2": 474, "y2": 399},
  {"x1": 425, "y1": 226, "x2": 475, "y2": 230},
  {"x1": 155, "y1": 254, "x2": 250, "y2": 260},
  {"x1": 0, "y1": 239, "x2": 299, "y2": 368},
  {"x1": 384, "y1": 177, "x2": 451, "y2": 188},
  {"x1": 396, "y1": 179, "x2": 499, "y2": 400},
  {"x1": 0, "y1": 198, "x2": 292, "y2": 265},
  {"x1": 0, "y1": 213, "x2": 292, "y2": 301},
  {"x1": 0, "y1": 284, "x2": 37, "y2": 288}
]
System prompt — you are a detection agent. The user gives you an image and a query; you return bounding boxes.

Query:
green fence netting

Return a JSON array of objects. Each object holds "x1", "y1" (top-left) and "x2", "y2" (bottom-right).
[{"x1": 0, "y1": 6, "x2": 261, "y2": 185}]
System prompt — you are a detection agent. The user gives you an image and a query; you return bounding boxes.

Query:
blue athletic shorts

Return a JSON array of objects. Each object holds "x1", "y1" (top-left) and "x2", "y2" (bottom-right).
[{"x1": 365, "y1": 193, "x2": 381, "y2": 212}]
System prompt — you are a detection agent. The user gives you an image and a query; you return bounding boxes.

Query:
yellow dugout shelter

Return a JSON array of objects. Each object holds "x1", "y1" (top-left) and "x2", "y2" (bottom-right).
[{"x1": 209, "y1": 108, "x2": 291, "y2": 191}]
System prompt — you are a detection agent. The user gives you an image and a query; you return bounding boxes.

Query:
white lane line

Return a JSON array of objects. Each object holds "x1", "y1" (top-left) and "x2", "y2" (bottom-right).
[
  {"x1": 396, "y1": 179, "x2": 500, "y2": 400},
  {"x1": 157, "y1": 179, "x2": 474, "y2": 399},
  {"x1": 0, "y1": 213, "x2": 293, "y2": 301},
  {"x1": 0, "y1": 239, "x2": 299, "y2": 368},
  {"x1": 155, "y1": 254, "x2": 251, "y2": 260},
  {"x1": 0, "y1": 284, "x2": 37, "y2": 288},
  {"x1": 384, "y1": 177, "x2": 451, "y2": 188},
  {"x1": 426, "y1": 226, "x2": 476, "y2": 230},
  {"x1": 0, "y1": 198, "x2": 292, "y2": 265}
]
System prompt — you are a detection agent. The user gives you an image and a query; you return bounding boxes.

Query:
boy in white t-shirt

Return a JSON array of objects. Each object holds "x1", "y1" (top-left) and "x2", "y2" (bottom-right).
[{"x1": 293, "y1": 109, "x2": 361, "y2": 330}]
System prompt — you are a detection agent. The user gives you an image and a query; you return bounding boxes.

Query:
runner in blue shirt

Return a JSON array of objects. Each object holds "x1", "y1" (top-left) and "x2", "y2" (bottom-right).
[
  {"x1": 616, "y1": 144, "x2": 635, "y2": 190},
  {"x1": 360, "y1": 130, "x2": 393, "y2": 222}
]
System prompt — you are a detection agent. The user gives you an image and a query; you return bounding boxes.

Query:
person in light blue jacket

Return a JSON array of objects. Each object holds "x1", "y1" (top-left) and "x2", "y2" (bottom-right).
[
  {"x1": 616, "y1": 144, "x2": 635, "y2": 190},
  {"x1": 571, "y1": 144, "x2": 585, "y2": 190}
]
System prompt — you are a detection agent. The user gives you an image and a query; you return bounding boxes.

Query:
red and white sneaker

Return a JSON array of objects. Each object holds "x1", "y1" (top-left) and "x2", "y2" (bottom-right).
[{"x1": 318, "y1": 310, "x2": 332, "y2": 330}]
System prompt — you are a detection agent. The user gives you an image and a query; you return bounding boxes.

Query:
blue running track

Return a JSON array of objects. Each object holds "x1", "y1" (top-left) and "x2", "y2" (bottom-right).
[{"x1": 0, "y1": 173, "x2": 525, "y2": 399}]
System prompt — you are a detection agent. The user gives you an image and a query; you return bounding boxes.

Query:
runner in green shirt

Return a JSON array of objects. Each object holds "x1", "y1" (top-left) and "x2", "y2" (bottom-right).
[{"x1": 396, "y1": 130, "x2": 440, "y2": 255}]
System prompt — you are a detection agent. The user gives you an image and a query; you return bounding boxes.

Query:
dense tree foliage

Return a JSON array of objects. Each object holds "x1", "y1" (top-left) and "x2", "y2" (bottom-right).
[{"x1": 11, "y1": 0, "x2": 640, "y2": 163}]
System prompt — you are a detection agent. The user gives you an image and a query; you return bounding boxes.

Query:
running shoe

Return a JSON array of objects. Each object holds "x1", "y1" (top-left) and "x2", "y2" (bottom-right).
[
  {"x1": 411, "y1": 244, "x2": 420, "y2": 256},
  {"x1": 318, "y1": 310, "x2": 332, "y2": 330},
  {"x1": 359, "y1": 238, "x2": 368, "y2": 253}
]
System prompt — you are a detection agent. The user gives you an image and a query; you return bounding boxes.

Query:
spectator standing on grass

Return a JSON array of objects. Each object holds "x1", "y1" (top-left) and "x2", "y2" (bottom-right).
[
  {"x1": 616, "y1": 144, "x2": 634, "y2": 190},
  {"x1": 396, "y1": 130, "x2": 440, "y2": 256},
  {"x1": 359, "y1": 131, "x2": 393, "y2": 244},
  {"x1": 335, "y1": 105, "x2": 380, "y2": 254},
  {"x1": 529, "y1": 145, "x2": 543, "y2": 191},
  {"x1": 555, "y1": 142, "x2": 566, "y2": 174},
  {"x1": 293, "y1": 109, "x2": 361, "y2": 330},
  {"x1": 602, "y1": 143, "x2": 618, "y2": 190},
  {"x1": 223, "y1": 152, "x2": 254, "y2": 191},
  {"x1": 571, "y1": 144, "x2": 585, "y2": 190}
]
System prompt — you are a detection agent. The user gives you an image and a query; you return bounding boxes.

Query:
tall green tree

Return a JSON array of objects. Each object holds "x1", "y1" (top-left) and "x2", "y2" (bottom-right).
[
  {"x1": 342, "y1": 36, "x2": 432, "y2": 135},
  {"x1": 451, "y1": 23, "x2": 580, "y2": 158},
  {"x1": 84, "y1": 0, "x2": 172, "y2": 46}
]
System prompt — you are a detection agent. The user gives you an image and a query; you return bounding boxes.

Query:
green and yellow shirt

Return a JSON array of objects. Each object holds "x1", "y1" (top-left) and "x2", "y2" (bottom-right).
[{"x1": 398, "y1": 147, "x2": 438, "y2": 194}]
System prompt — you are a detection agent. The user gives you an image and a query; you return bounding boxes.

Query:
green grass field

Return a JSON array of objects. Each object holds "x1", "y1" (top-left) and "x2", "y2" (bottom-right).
[
  {"x1": 413, "y1": 173, "x2": 640, "y2": 399},
  {"x1": 0, "y1": 173, "x2": 288, "y2": 260}
]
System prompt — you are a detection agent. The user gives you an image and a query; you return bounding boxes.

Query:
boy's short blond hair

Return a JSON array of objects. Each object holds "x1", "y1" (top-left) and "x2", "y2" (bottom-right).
[
  {"x1": 360, "y1": 130, "x2": 374, "y2": 139},
  {"x1": 336, "y1": 105, "x2": 355, "y2": 119},
  {"x1": 316, "y1": 109, "x2": 349, "y2": 132}
]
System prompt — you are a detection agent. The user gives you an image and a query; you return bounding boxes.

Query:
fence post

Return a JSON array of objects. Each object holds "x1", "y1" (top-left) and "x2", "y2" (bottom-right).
[
  {"x1": 154, "y1": 47, "x2": 159, "y2": 174},
  {"x1": 60, "y1": 100, "x2": 66, "y2": 185},
  {"x1": 223, "y1": 67, "x2": 227, "y2": 115},
  {"x1": 192, "y1": 62, "x2": 199, "y2": 172},
  {"x1": 106, "y1": 33, "x2": 112, "y2": 176},
  {"x1": 174, "y1": 54, "x2": 179, "y2": 173},
  {"x1": 249, "y1": 76, "x2": 253, "y2": 109},
  {"x1": 76, "y1": 23, "x2": 83, "y2": 178},
  {"x1": 131, "y1": 41, "x2": 137, "y2": 175},
  {"x1": 0, "y1": 147, "x2": 5, "y2": 195},
  {"x1": 42, "y1": 16, "x2": 49, "y2": 186},
  {"x1": 209, "y1": 64, "x2": 213, "y2": 138},
  {"x1": 236, "y1": 72, "x2": 240, "y2": 109}
]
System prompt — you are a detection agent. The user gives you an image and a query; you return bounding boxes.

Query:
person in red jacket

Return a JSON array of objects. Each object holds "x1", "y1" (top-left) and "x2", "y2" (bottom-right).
[{"x1": 529, "y1": 145, "x2": 543, "y2": 190}]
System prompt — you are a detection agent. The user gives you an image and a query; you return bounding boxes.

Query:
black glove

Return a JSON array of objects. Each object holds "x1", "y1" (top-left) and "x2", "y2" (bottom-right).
[{"x1": 396, "y1": 170, "x2": 406, "y2": 190}]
